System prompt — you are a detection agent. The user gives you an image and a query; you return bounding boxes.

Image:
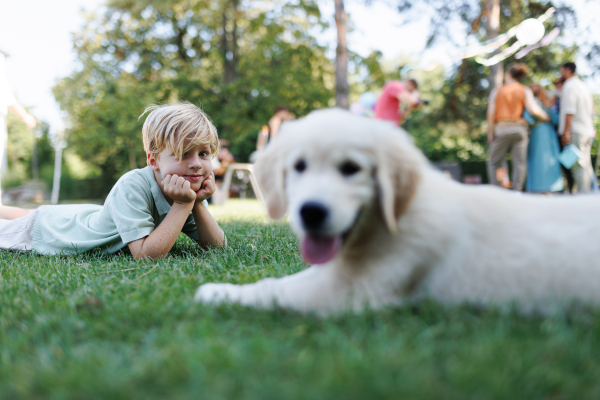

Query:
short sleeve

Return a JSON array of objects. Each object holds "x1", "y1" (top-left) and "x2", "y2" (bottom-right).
[
  {"x1": 561, "y1": 86, "x2": 577, "y2": 115},
  {"x1": 181, "y1": 200, "x2": 210, "y2": 242},
  {"x1": 107, "y1": 177, "x2": 156, "y2": 244},
  {"x1": 385, "y1": 82, "x2": 405, "y2": 99}
]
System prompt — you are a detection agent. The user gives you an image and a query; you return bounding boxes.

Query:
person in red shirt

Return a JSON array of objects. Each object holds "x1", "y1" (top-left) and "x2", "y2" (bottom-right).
[{"x1": 374, "y1": 79, "x2": 422, "y2": 126}]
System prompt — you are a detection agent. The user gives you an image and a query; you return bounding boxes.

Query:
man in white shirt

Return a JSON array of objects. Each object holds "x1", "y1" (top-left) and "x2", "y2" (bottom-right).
[
  {"x1": 558, "y1": 62, "x2": 596, "y2": 193},
  {"x1": 0, "y1": 49, "x2": 37, "y2": 203}
]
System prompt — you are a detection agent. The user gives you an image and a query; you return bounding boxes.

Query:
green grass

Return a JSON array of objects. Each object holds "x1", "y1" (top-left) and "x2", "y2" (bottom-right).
[{"x1": 2, "y1": 199, "x2": 600, "y2": 399}]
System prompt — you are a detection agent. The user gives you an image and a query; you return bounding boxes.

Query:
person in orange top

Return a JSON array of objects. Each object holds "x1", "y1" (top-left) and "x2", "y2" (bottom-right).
[{"x1": 486, "y1": 63, "x2": 549, "y2": 190}]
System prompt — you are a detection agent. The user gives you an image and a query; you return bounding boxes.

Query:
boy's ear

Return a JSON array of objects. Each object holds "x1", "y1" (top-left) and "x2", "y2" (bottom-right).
[{"x1": 148, "y1": 153, "x2": 159, "y2": 171}]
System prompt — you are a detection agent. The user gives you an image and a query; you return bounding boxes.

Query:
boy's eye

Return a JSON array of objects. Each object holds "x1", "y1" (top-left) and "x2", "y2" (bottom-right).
[{"x1": 200, "y1": 151, "x2": 208, "y2": 157}]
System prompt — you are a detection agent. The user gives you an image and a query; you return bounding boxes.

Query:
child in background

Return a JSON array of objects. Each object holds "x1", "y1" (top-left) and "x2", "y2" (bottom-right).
[{"x1": 0, "y1": 102, "x2": 226, "y2": 259}]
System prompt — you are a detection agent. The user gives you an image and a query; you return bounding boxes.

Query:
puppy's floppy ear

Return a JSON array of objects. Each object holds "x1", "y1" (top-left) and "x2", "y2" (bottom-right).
[
  {"x1": 375, "y1": 126, "x2": 423, "y2": 233},
  {"x1": 253, "y1": 139, "x2": 288, "y2": 219}
]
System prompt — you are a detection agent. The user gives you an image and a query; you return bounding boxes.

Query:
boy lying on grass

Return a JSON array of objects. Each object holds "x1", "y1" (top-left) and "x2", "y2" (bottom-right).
[{"x1": 0, "y1": 102, "x2": 226, "y2": 259}]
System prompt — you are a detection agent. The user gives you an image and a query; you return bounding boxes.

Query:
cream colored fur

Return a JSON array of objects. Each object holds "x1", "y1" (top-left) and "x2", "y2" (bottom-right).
[{"x1": 195, "y1": 108, "x2": 600, "y2": 314}]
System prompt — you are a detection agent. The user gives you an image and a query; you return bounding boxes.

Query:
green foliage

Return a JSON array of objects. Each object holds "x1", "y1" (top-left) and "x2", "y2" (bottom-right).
[
  {"x1": 352, "y1": 50, "x2": 402, "y2": 93},
  {"x1": 4, "y1": 115, "x2": 106, "y2": 200},
  {"x1": 6, "y1": 114, "x2": 34, "y2": 171},
  {"x1": 3, "y1": 200, "x2": 600, "y2": 398},
  {"x1": 4, "y1": 114, "x2": 33, "y2": 187},
  {"x1": 54, "y1": 0, "x2": 333, "y2": 195},
  {"x1": 4, "y1": 116, "x2": 54, "y2": 189},
  {"x1": 594, "y1": 94, "x2": 600, "y2": 157},
  {"x1": 230, "y1": 126, "x2": 260, "y2": 162}
]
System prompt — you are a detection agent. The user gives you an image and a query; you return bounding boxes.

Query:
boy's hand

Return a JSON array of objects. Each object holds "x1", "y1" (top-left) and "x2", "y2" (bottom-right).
[
  {"x1": 195, "y1": 172, "x2": 216, "y2": 202},
  {"x1": 162, "y1": 174, "x2": 196, "y2": 204}
]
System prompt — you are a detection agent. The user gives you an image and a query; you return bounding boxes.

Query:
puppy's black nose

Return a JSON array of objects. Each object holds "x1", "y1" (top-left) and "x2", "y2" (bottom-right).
[{"x1": 300, "y1": 202, "x2": 329, "y2": 230}]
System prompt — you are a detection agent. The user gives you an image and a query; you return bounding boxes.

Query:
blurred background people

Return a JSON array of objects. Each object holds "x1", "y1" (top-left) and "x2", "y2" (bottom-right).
[
  {"x1": 550, "y1": 77, "x2": 575, "y2": 193},
  {"x1": 256, "y1": 125, "x2": 270, "y2": 152},
  {"x1": 268, "y1": 107, "x2": 295, "y2": 140},
  {"x1": 551, "y1": 77, "x2": 565, "y2": 113},
  {"x1": 208, "y1": 139, "x2": 235, "y2": 204},
  {"x1": 212, "y1": 139, "x2": 235, "y2": 180},
  {"x1": 486, "y1": 63, "x2": 549, "y2": 191},
  {"x1": 256, "y1": 107, "x2": 295, "y2": 152},
  {"x1": 525, "y1": 84, "x2": 563, "y2": 193},
  {"x1": 374, "y1": 79, "x2": 422, "y2": 126},
  {"x1": 558, "y1": 62, "x2": 596, "y2": 193}
]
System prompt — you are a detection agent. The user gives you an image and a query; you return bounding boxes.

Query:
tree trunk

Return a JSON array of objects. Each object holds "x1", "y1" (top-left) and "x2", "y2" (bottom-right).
[
  {"x1": 221, "y1": 0, "x2": 239, "y2": 85},
  {"x1": 32, "y1": 136, "x2": 39, "y2": 181},
  {"x1": 232, "y1": 0, "x2": 238, "y2": 79},
  {"x1": 51, "y1": 133, "x2": 66, "y2": 205},
  {"x1": 484, "y1": 0, "x2": 503, "y2": 91},
  {"x1": 334, "y1": 0, "x2": 349, "y2": 109}
]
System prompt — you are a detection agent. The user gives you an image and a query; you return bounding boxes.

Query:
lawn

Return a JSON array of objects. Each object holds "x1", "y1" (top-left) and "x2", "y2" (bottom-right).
[{"x1": 2, "y1": 199, "x2": 600, "y2": 399}]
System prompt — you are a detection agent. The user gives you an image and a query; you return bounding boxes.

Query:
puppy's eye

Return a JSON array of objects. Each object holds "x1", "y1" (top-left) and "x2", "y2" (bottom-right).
[
  {"x1": 339, "y1": 161, "x2": 361, "y2": 176},
  {"x1": 294, "y1": 159, "x2": 307, "y2": 173}
]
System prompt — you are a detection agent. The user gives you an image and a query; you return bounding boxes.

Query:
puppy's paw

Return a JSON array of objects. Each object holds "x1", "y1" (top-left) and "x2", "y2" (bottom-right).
[{"x1": 194, "y1": 283, "x2": 240, "y2": 304}]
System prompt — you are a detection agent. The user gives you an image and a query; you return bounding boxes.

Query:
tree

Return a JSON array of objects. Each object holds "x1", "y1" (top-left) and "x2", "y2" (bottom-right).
[
  {"x1": 5, "y1": 115, "x2": 54, "y2": 189},
  {"x1": 220, "y1": 0, "x2": 239, "y2": 84},
  {"x1": 484, "y1": 0, "x2": 502, "y2": 91},
  {"x1": 334, "y1": 0, "x2": 349, "y2": 109},
  {"x1": 54, "y1": 0, "x2": 333, "y2": 194}
]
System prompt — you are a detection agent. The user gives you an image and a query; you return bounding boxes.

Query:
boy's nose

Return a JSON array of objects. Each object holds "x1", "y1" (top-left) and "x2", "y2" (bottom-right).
[{"x1": 188, "y1": 153, "x2": 203, "y2": 168}]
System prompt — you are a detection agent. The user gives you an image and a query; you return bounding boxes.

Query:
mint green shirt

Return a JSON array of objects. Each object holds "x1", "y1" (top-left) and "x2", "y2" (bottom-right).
[{"x1": 32, "y1": 166, "x2": 206, "y2": 255}]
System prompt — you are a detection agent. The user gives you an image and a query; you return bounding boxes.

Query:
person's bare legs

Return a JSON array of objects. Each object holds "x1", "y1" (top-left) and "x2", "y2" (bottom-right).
[{"x1": 0, "y1": 205, "x2": 30, "y2": 220}]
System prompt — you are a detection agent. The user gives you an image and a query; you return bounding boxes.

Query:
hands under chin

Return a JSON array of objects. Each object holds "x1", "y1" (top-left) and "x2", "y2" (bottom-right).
[
  {"x1": 162, "y1": 174, "x2": 196, "y2": 204},
  {"x1": 162, "y1": 173, "x2": 216, "y2": 205},
  {"x1": 194, "y1": 172, "x2": 216, "y2": 203}
]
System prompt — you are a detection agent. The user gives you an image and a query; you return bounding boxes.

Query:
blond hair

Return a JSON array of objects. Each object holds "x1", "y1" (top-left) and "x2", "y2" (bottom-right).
[
  {"x1": 140, "y1": 102, "x2": 219, "y2": 164},
  {"x1": 530, "y1": 84, "x2": 552, "y2": 109}
]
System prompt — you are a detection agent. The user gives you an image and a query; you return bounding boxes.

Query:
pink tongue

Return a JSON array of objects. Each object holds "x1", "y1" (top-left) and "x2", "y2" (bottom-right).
[{"x1": 301, "y1": 235, "x2": 342, "y2": 265}]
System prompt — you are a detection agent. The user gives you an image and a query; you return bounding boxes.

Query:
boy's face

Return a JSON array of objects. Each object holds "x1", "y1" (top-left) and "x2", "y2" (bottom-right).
[{"x1": 148, "y1": 143, "x2": 213, "y2": 193}]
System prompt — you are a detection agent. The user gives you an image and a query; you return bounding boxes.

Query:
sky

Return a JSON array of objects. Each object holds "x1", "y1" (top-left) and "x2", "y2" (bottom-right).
[
  {"x1": 0, "y1": 0, "x2": 106, "y2": 132},
  {"x1": 0, "y1": 0, "x2": 598, "y2": 133}
]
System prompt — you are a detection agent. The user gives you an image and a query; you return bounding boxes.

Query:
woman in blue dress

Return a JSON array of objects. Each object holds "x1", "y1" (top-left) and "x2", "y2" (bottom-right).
[{"x1": 525, "y1": 84, "x2": 564, "y2": 193}]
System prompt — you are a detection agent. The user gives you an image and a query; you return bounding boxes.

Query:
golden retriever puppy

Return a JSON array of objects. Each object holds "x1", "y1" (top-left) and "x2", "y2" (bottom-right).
[{"x1": 195, "y1": 109, "x2": 600, "y2": 314}]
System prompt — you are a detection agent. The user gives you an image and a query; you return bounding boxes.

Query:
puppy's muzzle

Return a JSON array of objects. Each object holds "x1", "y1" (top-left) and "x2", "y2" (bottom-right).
[{"x1": 300, "y1": 202, "x2": 329, "y2": 231}]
